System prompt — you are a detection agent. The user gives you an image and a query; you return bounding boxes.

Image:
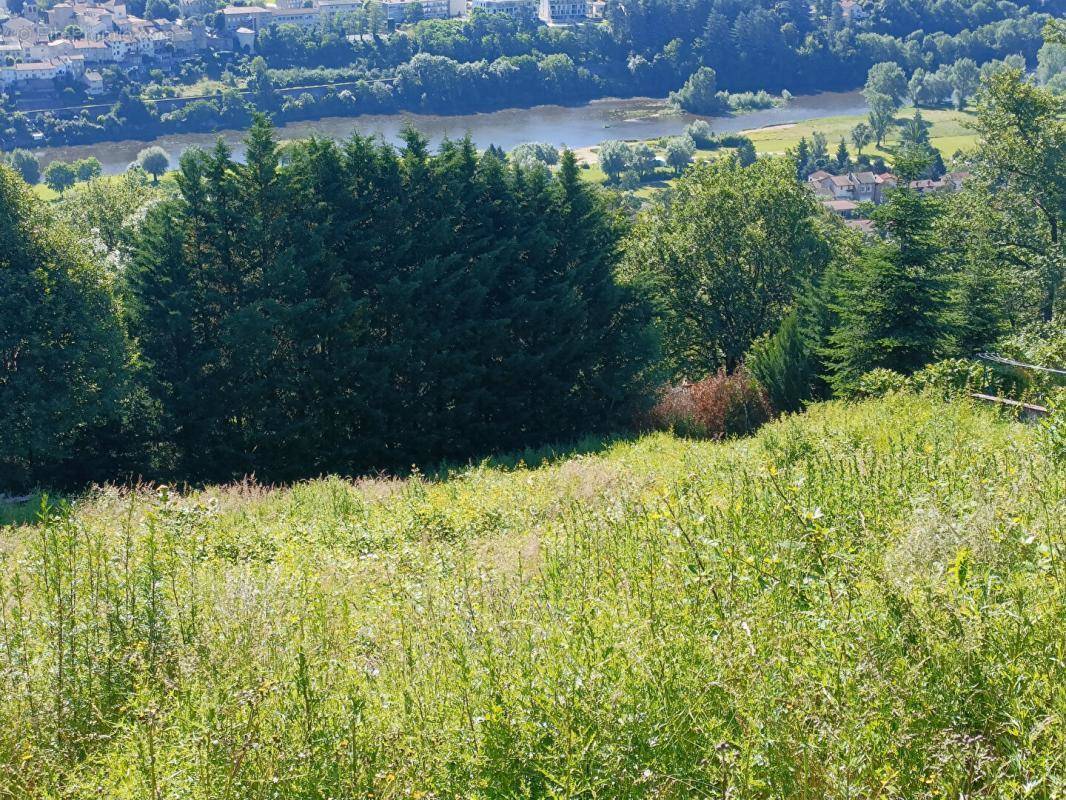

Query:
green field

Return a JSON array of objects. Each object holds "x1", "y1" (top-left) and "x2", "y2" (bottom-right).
[
  {"x1": 578, "y1": 106, "x2": 979, "y2": 193},
  {"x1": 3, "y1": 394, "x2": 1063, "y2": 799},
  {"x1": 744, "y1": 106, "x2": 979, "y2": 159}
]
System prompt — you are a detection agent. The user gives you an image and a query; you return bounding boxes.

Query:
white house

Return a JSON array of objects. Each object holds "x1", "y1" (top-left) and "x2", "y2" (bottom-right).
[
  {"x1": 538, "y1": 0, "x2": 587, "y2": 24},
  {"x1": 269, "y1": 6, "x2": 320, "y2": 28},
  {"x1": 219, "y1": 5, "x2": 272, "y2": 32},
  {"x1": 83, "y1": 67, "x2": 103, "y2": 93},
  {"x1": 471, "y1": 0, "x2": 537, "y2": 18},
  {"x1": 380, "y1": 0, "x2": 456, "y2": 23},
  {"x1": 314, "y1": 0, "x2": 362, "y2": 14}
]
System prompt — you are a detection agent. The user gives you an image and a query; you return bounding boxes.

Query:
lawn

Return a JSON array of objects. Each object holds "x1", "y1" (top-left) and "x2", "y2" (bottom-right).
[
  {"x1": 30, "y1": 182, "x2": 59, "y2": 201},
  {"x1": 2, "y1": 394, "x2": 1063, "y2": 799}
]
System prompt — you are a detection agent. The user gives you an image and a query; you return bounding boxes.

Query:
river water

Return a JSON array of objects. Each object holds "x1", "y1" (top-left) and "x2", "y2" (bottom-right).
[{"x1": 30, "y1": 90, "x2": 867, "y2": 176}]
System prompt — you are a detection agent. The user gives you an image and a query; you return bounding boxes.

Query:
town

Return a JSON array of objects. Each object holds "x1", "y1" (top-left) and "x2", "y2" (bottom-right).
[{"x1": 0, "y1": 0, "x2": 604, "y2": 99}]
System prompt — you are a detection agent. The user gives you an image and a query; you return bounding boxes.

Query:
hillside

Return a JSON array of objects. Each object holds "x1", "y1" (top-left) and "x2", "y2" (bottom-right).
[{"x1": 2, "y1": 394, "x2": 1063, "y2": 799}]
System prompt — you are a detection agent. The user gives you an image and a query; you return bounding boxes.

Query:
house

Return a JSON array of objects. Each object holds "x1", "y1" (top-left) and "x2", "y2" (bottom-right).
[
  {"x1": 909, "y1": 178, "x2": 945, "y2": 194},
  {"x1": 807, "y1": 169, "x2": 903, "y2": 205},
  {"x1": 46, "y1": 2, "x2": 76, "y2": 28},
  {"x1": 0, "y1": 58, "x2": 65, "y2": 86},
  {"x1": 944, "y1": 171, "x2": 970, "y2": 191},
  {"x1": 106, "y1": 32, "x2": 134, "y2": 60},
  {"x1": 315, "y1": 0, "x2": 363, "y2": 15},
  {"x1": 219, "y1": 5, "x2": 273, "y2": 32},
  {"x1": 822, "y1": 198, "x2": 859, "y2": 218},
  {"x1": 379, "y1": 0, "x2": 457, "y2": 23},
  {"x1": 0, "y1": 41, "x2": 24, "y2": 60},
  {"x1": 539, "y1": 0, "x2": 588, "y2": 24},
  {"x1": 845, "y1": 218, "x2": 876, "y2": 235},
  {"x1": 269, "y1": 7, "x2": 319, "y2": 28},
  {"x1": 83, "y1": 67, "x2": 103, "y2": 93},
  {"x1": 234, "y1": 25, "x2": 254, "y2": 50},
  {"x1": 471, "y1": 0, "x2": 538, "y2": 18},
  {"x1": 826, "y1": 173, "x2": 856, "y2": 200},
  {"x1": 72, "y1": 37, "x2": 110, "y2": 61},
  {"x1": 1, "y1": 15, "x2": 37, "y2": 37},
  {"x1": 850, "y1": 170, "x2": 877, "y2": 201}
]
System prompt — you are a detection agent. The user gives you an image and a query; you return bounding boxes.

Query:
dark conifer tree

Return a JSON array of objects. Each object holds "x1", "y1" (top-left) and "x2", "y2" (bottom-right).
[
  {"x1": 127, "y1": 121, "x2": 650, "y2": 481},
  {"x1": 824, "y1": 151, "x2": 951, "y2": 392}
]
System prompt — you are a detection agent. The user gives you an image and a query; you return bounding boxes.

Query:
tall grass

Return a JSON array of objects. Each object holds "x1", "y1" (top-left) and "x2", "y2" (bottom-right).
[{"x1": 1, "y1": 395, "x2": 1063, "y2": 799}]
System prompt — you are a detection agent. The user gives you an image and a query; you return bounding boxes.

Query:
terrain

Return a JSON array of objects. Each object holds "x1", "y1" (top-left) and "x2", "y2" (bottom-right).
[{"x1": 2, "y1": 394, "x2": 1063, "y2": 799}]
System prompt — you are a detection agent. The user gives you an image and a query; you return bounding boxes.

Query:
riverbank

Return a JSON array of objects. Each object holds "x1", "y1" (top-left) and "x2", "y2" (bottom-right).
[
  {"x1": 29, "y1": 104, "x2": 976, "y2": 202},
  {"x1": 26, "y1": 90, "x2": 869, "y2": 177}
]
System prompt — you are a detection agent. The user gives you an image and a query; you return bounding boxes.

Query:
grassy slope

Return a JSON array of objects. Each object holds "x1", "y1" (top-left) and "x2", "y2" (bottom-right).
[
  {"x1": 32, "y1": 171, "x2": 176, "y2": 202},
  {"x1": 1, "y1": 395, "x2": 1063, "y2": 799}
]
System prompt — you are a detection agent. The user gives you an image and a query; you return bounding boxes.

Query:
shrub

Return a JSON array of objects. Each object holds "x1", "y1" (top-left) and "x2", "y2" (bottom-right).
[
  {"x1": 996, "y1": 321, "x2": 1066, "y2": 400},
  {"x1": 853, "y1": 368, "x2": 908, "y2": 398},
  {"x1": 647, "y1": 369, "x2": 772, "y2": 438},
  {"x1": 684, "y1": 119, "x2": 715, "y2": 148},
  {"x1": 746, "y1": 312, "x2": 817, "y2": 413},
  {"x1": 908, "y1": 358, "x2": 998, "y2": 398},
  {"x1": 726, "y1": 90, "x2": 780, "y2": 111},
  {"x1": 510, "y1": 141, "x2": 560, "y2": 169},
  {"x1": 853, "y1": 358, "x2": 1008, "y2": 401}
]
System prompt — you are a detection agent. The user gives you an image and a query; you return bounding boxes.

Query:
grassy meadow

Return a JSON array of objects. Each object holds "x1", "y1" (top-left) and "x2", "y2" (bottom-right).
[
  {"x1": 577, "y1": 106, "x2": 978, "y2": 194},
  {"x1": 743, "y1": 106, "x2": 978, "y2": 159},
  {"x1": 1, "y1": 394, "x2": 1064, "y2": 799}
]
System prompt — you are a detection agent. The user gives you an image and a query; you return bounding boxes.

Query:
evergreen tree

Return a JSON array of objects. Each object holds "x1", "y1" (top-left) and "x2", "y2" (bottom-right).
[
  {"x1": 824, "y1": 152, "x2": 950, "y2": 392},
  {"x1": 833, "y1": 138, "x2": 850, "y2": 172},
  {"x1": 128, "y1": 120, "x2": 651, "y2": 481},
  {"x1": 746, "y1": 311, "x2": 819, "y2": 412},
  {"x1": 793, "y1": 136, "x2": 811, "y2": 178}
]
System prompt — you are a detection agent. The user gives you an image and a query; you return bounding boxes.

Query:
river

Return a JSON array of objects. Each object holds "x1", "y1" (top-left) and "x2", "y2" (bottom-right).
[{"x1": 29, "y1": 90, "x2": 867, "y2": 176}]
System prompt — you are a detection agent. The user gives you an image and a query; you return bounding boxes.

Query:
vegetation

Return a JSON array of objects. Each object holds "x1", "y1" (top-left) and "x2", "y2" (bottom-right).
[
  {"x1": 4, "y1": 149, "x2": 40, "y2": 185},
  {"x1": 2, "y1": 395, "x2": 1063, "y2": 798},
  {"x1": 121, "y1": 118, "x2": 650, "y2": 484},
  {"x1": 824, "y1": 153, "x2": 950, "y2": 393},
  {"x1": 0, "y1": 0, "x2": 1051, "y2": 150},
  {"x1": 42, "y1": 161, "x2": 77, "y2": 195},
  {"x1": 0, "y1": 164, "x2": 139, "y2": 490},
  {"x1": 624, "y1": 156, "x2": 833, "y2": 377},
  {"x1": 669, "y1": 66, "x2": 723, "y2": 114},
  {"x1": 4, "y1": 59, "x2": 1063, "y2": 491},
  {"x1": 136, "y1": 146, "x2": 171, "y2": 183},
  {"x1": 1, "y1": 24, "x2": 1065, "y2": 800}
]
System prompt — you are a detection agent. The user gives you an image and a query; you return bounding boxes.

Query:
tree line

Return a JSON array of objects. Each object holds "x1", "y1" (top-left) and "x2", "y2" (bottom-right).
[
  {"x1": 1, "y1": 117, "x2": 651, "y2": 488},
  {"x1": 2, "y1": 66, "x2": 1062, "y2": 490}
]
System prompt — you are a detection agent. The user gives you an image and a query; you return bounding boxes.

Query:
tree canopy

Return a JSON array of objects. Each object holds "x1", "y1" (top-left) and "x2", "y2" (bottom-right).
[
  {"x1": 0, "y1": 164, "x2": 137, "y2": 489},
  {"x1": 126, "y1": 119, "x2": 651, "y2": 481},
  {"x1": 624, "y1": 156, "x2": 833, "y2": 377}
]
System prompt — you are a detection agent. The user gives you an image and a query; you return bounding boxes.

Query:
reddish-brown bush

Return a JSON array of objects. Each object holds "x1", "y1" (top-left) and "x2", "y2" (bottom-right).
[{"x1": 646, "y1": 369, "x2": 772, "y2": 438}]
